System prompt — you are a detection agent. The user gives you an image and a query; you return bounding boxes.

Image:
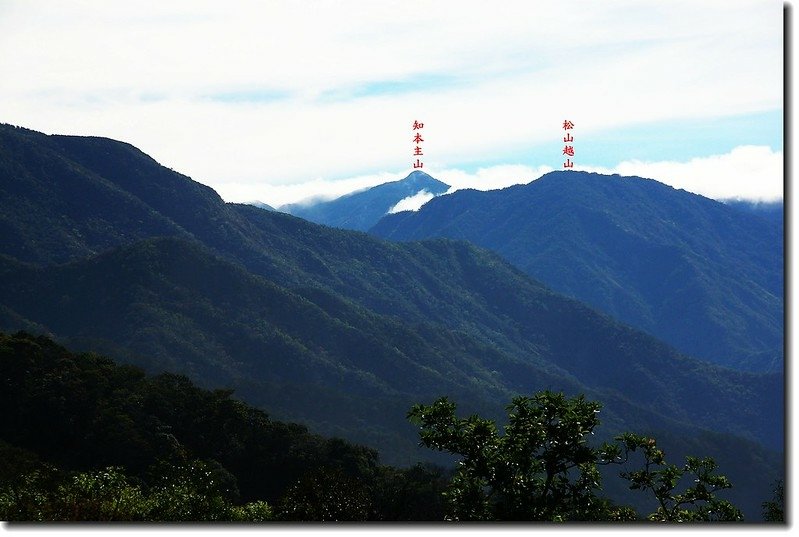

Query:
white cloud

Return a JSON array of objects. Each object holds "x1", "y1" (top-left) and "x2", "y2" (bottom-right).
[
  {"x1": 436, "y1": 165, "x2": 555, "y2": 193},
  {"x1": 576, "y1": 145, "x2": 783, "y2": 202},
  {"x1": 0, "y1": 0, "x2": 782, "y2": 201},
  {"x1": 229, "y1": 164, "x2": 555, "y2": 206},
  {"x1": 225, "y1": 170, "x2": 409, "y2": 208},
  {"x1": 223, "y1": 146, "x2": 781, "y2": 206},
  {"x1": 387, "y1": 190, "x2": 437, "y2": 214}
]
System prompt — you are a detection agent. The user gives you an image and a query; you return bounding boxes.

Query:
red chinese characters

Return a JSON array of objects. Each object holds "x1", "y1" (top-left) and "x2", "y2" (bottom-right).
[
  {"x1": 412, "y1": 120, "x2": 425, "y2": 169},
  {"x1": 562, "y1": 120, "x2": 575, "y2": 168}
]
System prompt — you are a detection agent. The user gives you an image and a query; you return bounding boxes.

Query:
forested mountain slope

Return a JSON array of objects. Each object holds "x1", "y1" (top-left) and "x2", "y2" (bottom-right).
[
  {"x1": 0, "y1": 123, "x2": 783, "y2": 519},
  {"x1": 371, "y1": 171, "x2": 783, "y2": 373}
]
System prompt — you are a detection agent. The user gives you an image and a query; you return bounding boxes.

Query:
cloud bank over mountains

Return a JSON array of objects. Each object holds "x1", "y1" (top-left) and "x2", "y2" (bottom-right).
[
  {"x1": 0, "y1": 1, "x2": 781, "y2": 206},
  {"x1": 236, "y1": 145, "x2": 781, "y2": 207},
  {"x1": 579, "y1": 145, "x2": 783, "y2": 202}
]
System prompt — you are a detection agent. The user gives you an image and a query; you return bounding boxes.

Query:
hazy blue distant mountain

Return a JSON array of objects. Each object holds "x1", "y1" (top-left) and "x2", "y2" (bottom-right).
[
  {"x1": 371, "y1": 171, "x2": 783, "y2": 373},
  {"x1": 723, "y1": 199, "x2": 783, "y2": 228},
  {"x1": 281, "y1": 170, "x2": 450, "y2": 230},
  {"x1": 250, "y1": 201, "x2": 277, "y2": 211},
  {"x1": 0, "y1": 124, "x2": 783, "y2": 518}
]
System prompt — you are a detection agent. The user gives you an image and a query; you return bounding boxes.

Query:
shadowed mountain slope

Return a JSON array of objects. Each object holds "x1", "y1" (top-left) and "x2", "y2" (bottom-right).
[
  {"x1": 0, "y1": 124, "x2": 783, "y2": 518},
  {"x1": 371, "y1": 171, "x2": 783, "y2": 373}
]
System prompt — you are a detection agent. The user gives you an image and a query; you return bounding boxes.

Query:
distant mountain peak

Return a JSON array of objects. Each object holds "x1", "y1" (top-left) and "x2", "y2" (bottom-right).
[
  {"x1": 385, "y1": 170, "x2": 448, "y2": 190},
  {"x1": 405, "y1": 169, "x2": 435, "y2": 181},
  {"x1": 533, "y1": 169, "x2": 673, "y2": 189},
  {"x1": 281, "y1": 171, "x2": 450, "y2": 231},
  {"x1": 248, "y1": 201, "x2": 276, "y2": 211},
  {"x1": 371, "y1": 167, "x2": 783, "y2": 373}
]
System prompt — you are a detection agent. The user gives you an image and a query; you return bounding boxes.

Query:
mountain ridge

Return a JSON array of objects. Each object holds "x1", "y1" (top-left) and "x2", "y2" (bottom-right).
[
  {"x1": 0, "y1": 233, "x2": 783, "y2": 449},
  {"x1": 370, "y1": 170, "x2": 783, "y2": 372},
  {"x1": 279, "y1": 170, "x2": 450, "y2": 230},
  {"x1": 0, "y1": 123, "x2": 783, "y2": 518}
]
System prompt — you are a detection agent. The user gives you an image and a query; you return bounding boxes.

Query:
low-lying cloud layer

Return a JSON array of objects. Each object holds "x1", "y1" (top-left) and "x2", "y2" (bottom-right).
[
  {"x1": 387, "y1": 190, "x2": 437, "y2": 214},
  {"x1": 579, "y1": 145, "x2": 783, "y2": 202},
  {"x1": 242, "y1": 145, "x2": 781, "y2": 207},
  {"x1": 0, "y1": 1, "x2": 781, "y2": 205}
]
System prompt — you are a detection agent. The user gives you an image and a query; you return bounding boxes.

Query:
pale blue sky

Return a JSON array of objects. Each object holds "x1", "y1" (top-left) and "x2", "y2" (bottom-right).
[
  {"x1": 0, "y1": 0, "x2": 784, "y2": 204},
  {"x1": 453, "y1": 109, "x2": 783, "y2": 172}
]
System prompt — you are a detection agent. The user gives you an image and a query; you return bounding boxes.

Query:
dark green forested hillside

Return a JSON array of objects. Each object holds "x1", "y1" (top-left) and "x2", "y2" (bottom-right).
[
  {"x1": 0, "y1": 236, "x2": 784, "y2": 518},
  {"x1": 0, "y1": 123, "x2": 784, "y2": 520},
  {"x1": 0, "y1": 235, "x2": 783, "y2": 453},
  {"x1": 0, "y1": 332, "x2": 780, "y2": 521},
  {"x1": 371, "y1": 171, "x2": 783, "y2": 373},
  {"x1": 0, "y1": 126, "x2": 190, "y2": 264},
  {"x1": 0, "y1": 331, "x2": 451, "y2": 521}
]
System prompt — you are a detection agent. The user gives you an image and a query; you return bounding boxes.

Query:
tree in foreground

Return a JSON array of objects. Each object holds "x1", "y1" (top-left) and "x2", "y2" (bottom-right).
[
  {"x1": 408, "y1": 391, "x2": 634, "y2": 521},
  {"x1": 0, "y1": 459, "x2": 275, "y2": 522},
  {"x1": 277, "y1": 467, "x2": 371, "y2": 521},
  {"x1": 761, "y1": 480, "x2": 784, "y2": 522},
  {"x1": 408, "y1": 391, "x2": 742, "y2": 522},
  {"x1": 605, "y1": 433, "x2": 743, "y2": 522}
]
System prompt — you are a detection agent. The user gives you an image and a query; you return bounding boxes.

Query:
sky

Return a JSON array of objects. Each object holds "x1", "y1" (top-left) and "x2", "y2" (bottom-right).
[{"x1": 0, "y1": 0, "x2": 784, "y2": 207}]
